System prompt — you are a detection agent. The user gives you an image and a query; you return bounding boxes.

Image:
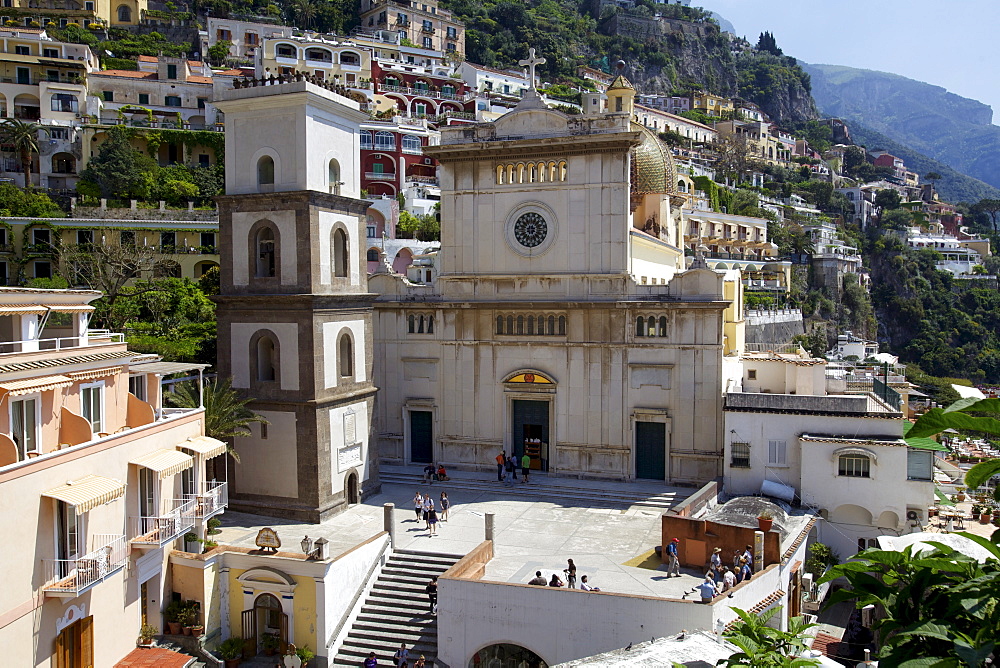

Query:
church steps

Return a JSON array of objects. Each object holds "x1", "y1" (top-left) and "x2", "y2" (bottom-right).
[
  {"x1": 333, "y1": 550, "x2": 461, "y2": 668},
  {"x1": 380, "y1": 472, "x2": 678, "y2": 509}
]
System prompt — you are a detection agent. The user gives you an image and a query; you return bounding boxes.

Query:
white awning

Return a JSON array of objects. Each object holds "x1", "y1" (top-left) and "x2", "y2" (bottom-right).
[
  {"x1": 179, "y1": 436, "x2": 227, "y2": 459},
  {"x1": 67, "y1": 367, "x2": 123, "y2": 382},
  {"x1": 43, "y1": 475, "x2": 126, "y2": 514},
  {"x1": 130, "y1": 449, "x2": 194, "y2": 479},
  {"x1": 0, "y1": 304, "x2": 47, "y2": 316},
  {"x1": 129, "y1": 362, "x2": 209, "y2": 376},
  {"x1": 0, "y1": 374, "x2": 74, "y2": 396}
]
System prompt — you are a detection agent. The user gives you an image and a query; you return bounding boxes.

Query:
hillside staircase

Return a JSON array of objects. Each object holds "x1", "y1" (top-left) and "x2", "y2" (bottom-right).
[{"x1": 332, "y1": 549, "x2": 463, "y2": 668}]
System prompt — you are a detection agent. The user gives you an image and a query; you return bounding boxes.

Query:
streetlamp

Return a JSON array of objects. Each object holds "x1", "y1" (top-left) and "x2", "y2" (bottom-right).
[{"x1": 300, "y1": 535, "x2": 313, "y2": 555}]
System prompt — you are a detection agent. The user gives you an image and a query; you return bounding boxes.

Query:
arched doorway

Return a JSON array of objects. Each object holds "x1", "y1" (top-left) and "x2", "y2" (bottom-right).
[
  {"x1": 243, "y1": 593, "x2": 287, "y2": 655},
  {"x1": 469, "y1": 643, "x2": 547, "y2": 667},
  {"x1": 345, "y1": 470, "x2": 360, "y2": 504}
]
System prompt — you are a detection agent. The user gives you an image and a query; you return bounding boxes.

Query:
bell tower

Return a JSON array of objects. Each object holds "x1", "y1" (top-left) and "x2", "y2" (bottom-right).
[{"x1": 213, "y1": 77, "x2": 379, "y2": 522}]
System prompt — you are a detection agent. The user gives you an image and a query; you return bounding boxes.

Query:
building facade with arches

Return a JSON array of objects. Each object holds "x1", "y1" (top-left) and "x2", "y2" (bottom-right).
[
  {"x1": 722, "y1": 350, "x2": 936, "y2": 559},
  {"x1": 369, "y1": 78, "x2": 740, "y2": 485},
  {"x1": 213, "y1": 78, "x2": 379, "y2": 522}
]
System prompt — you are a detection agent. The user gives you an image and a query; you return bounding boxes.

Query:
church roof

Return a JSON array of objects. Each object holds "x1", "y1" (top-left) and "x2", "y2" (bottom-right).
[
  {"x1": 629, "y1": 123, "x2": 675, "y2": 196},
  {"x1": 607, "y1": 74, "x2": 634, "y2": 91}
]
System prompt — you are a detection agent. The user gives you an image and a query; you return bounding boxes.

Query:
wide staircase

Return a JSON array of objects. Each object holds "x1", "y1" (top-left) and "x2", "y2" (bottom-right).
[
  {"x1": 332, "y1": 549, "x2": 463, "y2": 668},
  {"x1": 380, "y1": 467, "x2": 679, "y2": 512}
]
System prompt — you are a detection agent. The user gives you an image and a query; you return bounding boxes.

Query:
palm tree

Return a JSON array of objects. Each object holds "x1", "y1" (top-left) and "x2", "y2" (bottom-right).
[
  {"x1": 0, "y1": 118, "x2": 46, "y2": 188},
  {"x1": 293, "y1": 0, "x2": 316, "y2": 30},
  {"x1": 164, "y1": 377, "x2": 268, "y2": 465}
]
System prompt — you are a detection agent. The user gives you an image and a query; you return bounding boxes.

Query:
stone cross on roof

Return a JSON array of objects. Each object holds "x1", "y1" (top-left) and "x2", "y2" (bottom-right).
[{"x1": 519, "y1": 48, "x2": 546, "y2": 91}]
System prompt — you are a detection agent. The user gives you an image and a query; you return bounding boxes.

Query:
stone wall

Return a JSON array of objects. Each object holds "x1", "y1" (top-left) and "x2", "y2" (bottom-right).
[
  {"x1": 744, "y1": 309, "x2": 804, "y2": 345},
  {"x1": 73, "y1": 202, "x2": 218, "y2": 222}
]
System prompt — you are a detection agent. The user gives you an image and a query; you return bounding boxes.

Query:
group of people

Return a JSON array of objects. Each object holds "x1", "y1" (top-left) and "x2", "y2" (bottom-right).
[
  {"x1": 361, "y1": 644, "x2": 428, "y2": 668},
  {"x1": 495, "y1": 450, "x2": 531, "y2": 485},
  {"x1": 696, "y1": 545, "x2": 755, "y2": 603},
  {"x1": 526, "y1": 559, "x2": 601, "y2": 591},
  {"x1": 422, "y1": 463, "x2": 449, "y2": 484},
  {"x1": 412, "y1": 491, "x2": 450, "y2": 535}
]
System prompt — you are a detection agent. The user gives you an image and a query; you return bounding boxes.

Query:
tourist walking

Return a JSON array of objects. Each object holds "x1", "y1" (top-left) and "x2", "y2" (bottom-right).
[
  {"x1": 394, "y1": 643, "x2": 409, "y2": 668},
  {"x1": 710, "y1": 546, "x2": 723, "y2": 573},
  {"x1": 564, "y1": 559, "x2": 577, "y2": 589},
  {"x1": 428, "y1": 502, "x2": 438, "y2": 535},
  {"x1": 697, "y1": 576, "x2": 716, "y2": 604},
  {"x1": 412, "y1": 492, "x2": 423, "y2": 521},
  {"x1": 495, "y1": 451, "x2": 505, "y2": 481},
  {"x1": 422, "y1": 495, "x2": 434, "y2": 531},
  {"x1": 440, "y1": 492, "x2": 450, "y2": 521},
  {"x1": 426, "y1": 577, "x2": 438, "y2": 614},
  {"x1": 364, "y1": 651, "x2": 378, "y2": 668},
  {"x1": 528, "y1": 571, "x2": 547, "y2": 585},
  {"x1": 666, "y1": 537, "x2": 681, "y2": 577},
  {"x1": 521, "y1": 452, "x2": 531, "y2": 483}
]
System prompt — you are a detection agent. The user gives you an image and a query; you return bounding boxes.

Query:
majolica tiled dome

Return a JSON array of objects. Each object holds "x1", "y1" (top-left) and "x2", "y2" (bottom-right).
[{"x1": 629, "y1": 122, "x2": 676, "y2": 196}]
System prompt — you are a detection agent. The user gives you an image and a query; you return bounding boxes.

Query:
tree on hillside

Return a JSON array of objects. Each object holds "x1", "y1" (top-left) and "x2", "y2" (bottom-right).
[
  {"x1": 59, "y1": 241, "x2": 162, "y2": 329},
  {"x1": 78, "y1": 125, "x2": 156, "y2": 199},
  {"x1": 0, "y1": 119, "x2": 46, "y2": 188},
  {"x1": 713, "y1": 134, "x2": 763, "y2": 185},
  {"x1": 207, "y1": 39, "x2": 232, "y2": 66},
  {"x1": 842, "y1": 145, "x2": 868, "y2": 177},
  {"x1": 755, "y1": 31, "x2": 783, "y2": 57},
  {"x1": 0, "y1": 183, "x2": 65, "y2": 218},
  {"x1": 973, "y1": 198, "x2": 1000, "y2": 233},
  {"x1": 874, "y1": 188, "x2": 901, "y2": 212}
]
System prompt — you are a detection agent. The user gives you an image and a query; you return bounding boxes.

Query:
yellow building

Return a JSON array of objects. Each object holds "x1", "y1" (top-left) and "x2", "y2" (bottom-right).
[
  {"x1": 2, "y1": 0, "x2": 145, "y2": 28},
  {"x1": 689, "y1": 91, "x2": 734, "y2": 117},
  {"x1": 359, "y1": 0, "x2": 465, "y2": 57}
]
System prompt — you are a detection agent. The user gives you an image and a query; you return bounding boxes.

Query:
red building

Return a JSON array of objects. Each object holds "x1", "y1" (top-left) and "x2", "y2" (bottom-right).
[
  {"x1": 371, "y1": 59, "x2": 475, "y2": 119},
  {"x1": 360, "y1": 119, "x2": 438, "y2": 198}
]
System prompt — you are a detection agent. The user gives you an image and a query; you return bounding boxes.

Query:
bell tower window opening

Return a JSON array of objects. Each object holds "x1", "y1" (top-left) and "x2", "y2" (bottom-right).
[
  {"x1": 256, "y1": 335, "x2": 277, "y2": 382},
  {"x1": 339, "y1": 333, "x2": 354, "y2": 378},
  {"x1": 257, "y1": 155, "x2": 275, "y2": 186},
  {"x1": 255, "y1": 227, "x2": 276, "y2": 278},
  {"x1": 333, "y1": 228, "x2": 349, "y2": 278}
]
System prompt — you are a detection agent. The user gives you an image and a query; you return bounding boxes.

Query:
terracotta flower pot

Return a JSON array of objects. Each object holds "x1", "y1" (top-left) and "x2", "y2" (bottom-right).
[
  {"x1": 225, "y1": 660, "x2": 240, "y2": 668},
  {"x1": 981, "y1": 513, "x2": 992, "y2": 525},
  {"x1": 167, "y1": 622, "x2": 182, "y2": 635},
  {"x1": 182, "y1": 626, "x2": 192, "y2": 636},
  {"x1": 192, "y1": 625, "x2": 204, "y2": 637},
  {"x1": 757, "y1": 517, "x2": 773, "y2": 532}
]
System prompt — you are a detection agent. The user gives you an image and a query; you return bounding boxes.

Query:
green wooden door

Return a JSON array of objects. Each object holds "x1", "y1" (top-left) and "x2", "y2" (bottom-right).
[
  {"x1": 409, "y1": 410, "x2": 433, "y2": 463},
  {"x1": 635, "y1": 422, "x2": 666, "y2": 480}
]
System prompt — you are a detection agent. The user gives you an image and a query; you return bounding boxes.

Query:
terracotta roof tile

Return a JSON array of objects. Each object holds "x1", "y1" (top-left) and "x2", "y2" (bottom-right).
[
  {"x1": 115, "y1": 646, "x2": 192, "y2": 668},
  {"x1": 186, "y1": 76, "x2": 213, "y2": 84},
  {"x1": 136, "y1": 55, "x2": 157, "y2": 62},
  {"x1": 93, "y1": 70, "x2": 157, "y2": 79},
  {"x1": 215, "y1": 69, "x2": 243, "y2": 76},
  {"x1": 187, "y1": 60, "x2": 204, "y2": 68}
]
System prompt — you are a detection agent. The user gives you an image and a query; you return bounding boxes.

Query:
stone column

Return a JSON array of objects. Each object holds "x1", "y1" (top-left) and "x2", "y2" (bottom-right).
[
  {"x1": 485, "y1": 513, "x2": 495, "y2": 542},
  {"x1": 384, "y1": 503, "x2": 395, "y2": 547}
]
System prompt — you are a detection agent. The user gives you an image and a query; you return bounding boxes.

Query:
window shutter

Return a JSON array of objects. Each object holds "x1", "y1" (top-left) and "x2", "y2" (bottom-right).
[
  {"x1": 81, "y1": 616, "x2": 94, "y2": 668},
  {"x1": 768, "y1": 440, "x2": 786, "y2": 466},
  {"x1": 906, "y1": 449, "x2": 932, "y2": 481}
]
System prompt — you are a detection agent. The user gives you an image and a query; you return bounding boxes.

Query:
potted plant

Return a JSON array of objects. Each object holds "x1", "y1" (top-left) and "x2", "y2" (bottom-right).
[
  {"x1": 184, "y1": 532, "x2": 200, "y2": 553},
  {"x1": 137, "y1": 624, "x2": 157, "y2": 647},
  {"x1": 218, "y1": 637, "x2": 244, "y2": 668},
  {"x1": 165, "y1": 600, "x2": 185, "y2": 635},
  {"x1": 180, "y1": 607, "x2": 196, "y2": 635},
  {"x1": 296, "y1": 645, "x2": 315, "y2": 667},
  {"x1": 980, "y1": 505, "x2": 993, "y2": 524},
  {"x1": 956, "y1": 488, "x2": 966, "y2": 502},
  {"x1": 191, "y1": 617, "x2": 204, "y2": 637},
  {"x1": 757, "y1": 510, "x2": 774, "y2": 533},
  {"x1": 262, "y1": 632, "x2": 280, "y2": 656}
]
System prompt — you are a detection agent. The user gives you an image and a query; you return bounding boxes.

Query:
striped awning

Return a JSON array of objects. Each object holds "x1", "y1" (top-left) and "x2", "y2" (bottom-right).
[
  {"x1": 43, "y1": 475, "x2": 126, "y2": 514},
  {"x1": 0, "y1": 374, "x2": 73, "y2": 396},
  {"x1": 0, "y1": 304, "x2": 47, "y2": 316},
  {"x1": 178, "y1": 436, "x2": 228, "y2": 459},
  {"x1": 47, "y1": 305, "x2": 95, "y2": 313},
  {"x1": 130, "y1": 449, "x2": 194, "y2": 479},
  {"x1": 68, "y1": 367, "x2": 123, "y2": 382}
]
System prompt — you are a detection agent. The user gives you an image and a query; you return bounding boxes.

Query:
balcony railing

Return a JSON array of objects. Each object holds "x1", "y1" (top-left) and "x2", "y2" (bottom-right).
[
  {"x1": 406, "y1": 175, "x2": 438, "y2": 185},
  {"x1": 365, "y1": 171, "x2": 397, "y2": 181},
  {"x1": 43, "y1": 534, "x2": 127, "y2": 597},
  {"x1": 183, "y1": 480, "x2": 228, "y2": 519},
  {"x1": 129, "y1": 498, "x2": 196, "y2": 547},
  {"x1": 377, "y1": 83, "x2": 473, "y2": 102},
  {"x1": 0, "y1": 331, "x2": 125, "y2": 356}
]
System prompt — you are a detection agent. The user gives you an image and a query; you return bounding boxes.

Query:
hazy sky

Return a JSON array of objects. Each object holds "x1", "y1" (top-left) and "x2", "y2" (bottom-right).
[{"x1": 702, "y1": 0, "x2": 1000, "y2": 125}]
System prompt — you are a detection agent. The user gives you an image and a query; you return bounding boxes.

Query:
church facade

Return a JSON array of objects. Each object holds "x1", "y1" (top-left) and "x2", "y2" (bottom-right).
[{"x1": 369, "y1": 78, "x2": 738, "y2": 484}]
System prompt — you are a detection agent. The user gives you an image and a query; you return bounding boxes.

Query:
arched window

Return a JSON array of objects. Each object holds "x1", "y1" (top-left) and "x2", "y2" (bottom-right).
[
  {"x1": 359, "y1": 131, "x2": 373, "y2": 150},
  {"x1": 528, "y1": 164, "x2": 536, "y2": 183},
  {"x1": 426, "y1": 316, "x2": 434, "y2": 334},
  {"x1": 506, "y1": 164, "x2": 514, "y2": 184},
  {"x1": 328, "y1": 159, "x2": 341, "y2": 195},
  {"x1": 677, "y1": 179, "x2": 687, "y2": 192},
  {"x1": 658, "y1": 316, "x2": 667, "y2": 337},
  {"x1": 537, "y1": 162, "x2": 546, "y2": 182},
  {"x1": 506, "y1": 315, "x2": 513, "y2": 333},
  {"x1": 339, "y1": 333, "x2": 353, "y2": 378},
  {"x1": 306, "y1": 48, "x2": 332, "y2": 62},
  {"x1": 255, "y1": 227, "x2": 276, "y2": 278},
  {"x1": 516, "y1": 164, "x2": 524, "y2": 184},
  {"x1": 548, "y1": 162, "x2": 557, "y2": 181},
  {"x1": 374, "y1": 131, "x2": 395, "y2": 150},
  {"x1": 340, "y1": 51, "x2": 360, "y2": 66},
  {"x1": 408, "y1": 315, "x2": 415, "y2": 333},
  {"x1": 496, "y1": 315, "x2": 504, "y2": 334},
  {"x1": 402, "y1": 134, "x2": 422, "y2": 154},
  {"x1": 256, "y1": 335, "x2": 276, "y2": 382},
  {"x1": 527, "y1": 315, "x2": 534, "y2": 335},
  {"x1": 838, "y1": 454, "x2": 871, "y2": 478},
  {"x1": 257, "y1": 155, "x2": 274, "y2": 186},
  {"x1": 636, "y1": 316, "x2": 645, "y2": 337},
  {"x1": 417, "y1": 315, "x2": 425, "y2": 333},
  {"x1": 496, "y1": 165, "x2": 504, "y2": 185},
  {"x1": 559, "y1": 161, "x2": 567, "y2": 181},
  {"x1": 254, "y1": 593, "x2": 282, "y2": 630},
  {"x1": 548, "y1": 315, "x2": 556, "y2": 335},
  {"x1": 117, "y1": 4, "x2": 131, "y2": 21},
  {"x1": 333, "y1": 228, "x2": 348, "y2": 278},
  {"x1": 558, "y1": 315, "x2": 566, "y2": 335},
  {"x1": 367, "y1": 248, "x2": 379, "y2": 262}
]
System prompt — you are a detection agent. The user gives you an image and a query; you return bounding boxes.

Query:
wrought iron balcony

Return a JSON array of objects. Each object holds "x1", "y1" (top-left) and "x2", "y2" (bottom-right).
[
  {"x1": 129, "y1": 498, "x2": 196, "y2": 548},
  {"x1": 43, "y1": 534, "x2": 127, "y2": 597},
  {"x1": 183, "y1": 480, "x2": 228, "y2": 520}
]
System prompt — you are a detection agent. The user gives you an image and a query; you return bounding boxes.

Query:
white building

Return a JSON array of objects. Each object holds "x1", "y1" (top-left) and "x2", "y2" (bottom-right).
[
  {"x1": 723, "y1": 351, "x2": 936, "y2": 559},
  {"x1": 905, "y1": 228, "x2": 985, "y2": 275},
  {"x1": 203, "y1": 17, "x2": 293, "y2": 62},
  {"x1": 827, "y1": 331, "x2": 878, "y2": 361}
]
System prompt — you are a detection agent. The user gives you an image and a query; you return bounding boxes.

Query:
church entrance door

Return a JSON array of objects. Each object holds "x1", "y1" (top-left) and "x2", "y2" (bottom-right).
[
  {"x1": 409, "y1": 410, "x2": 433, "y2": 463},
  {"x1": 511, "y1": 399, "x2": 549, "y2": 472},
  {"x1": 635, "y1": 422, "x2": 666, "y2": 480}
]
